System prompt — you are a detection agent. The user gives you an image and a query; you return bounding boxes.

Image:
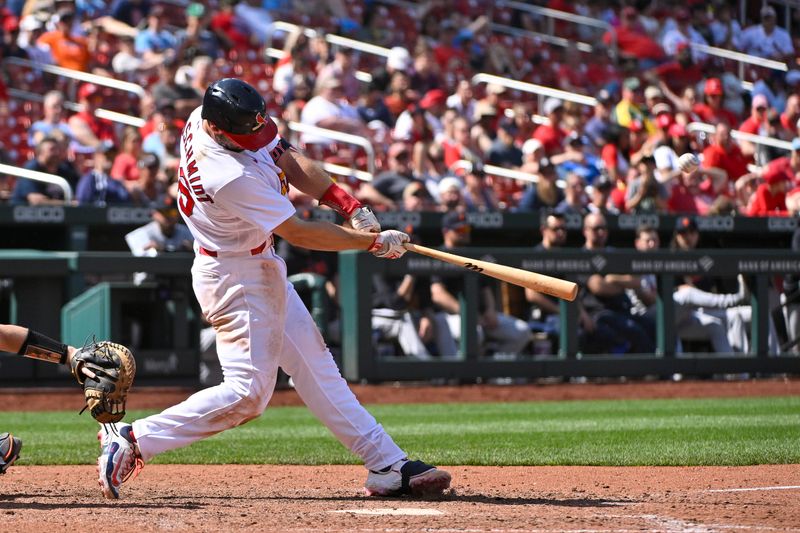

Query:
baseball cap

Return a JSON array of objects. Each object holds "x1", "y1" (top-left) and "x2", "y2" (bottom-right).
[
  {"x1": 644, "y1": 85, "x2": 663, "y2": 100},
  {"x1": 543, "y1": 97, "x2": 564, "y2": 115},
  {"x1": 751, "y1": 93, "x2": 769, "y2": 110},
  {"x1": 675, "y1": 7, "x2": 690, "y2": 22},
  {"x1": 763, "y1": 165, "x2": 791, "y2": 185},
  {"x1": 786, "y1": 70, "x2": 800, "y2": 86},
  {"x1": 386, "y1": 46, "x2": 411, "y2": 71},
  {"x1": 522, "y1": 138, "x2": 543, "y2": 155},
  {"x1": 652, "y1": 102, "x2": 672, "y2": 116},
  {"x1": 78, "y1": 83, "x2": 100, "y2": 101},
  {"x1": 623, "y1": 77, "x2": 641, "y2": 92},
  {"x1": 668, "y1": 122, "x2": 688, "y2": 137},
  {"x1": 138, "y1": 153, "x2": 160, "y2": 169},
  {"x1": 419, "y1": 89, "x2": 447, "y2": 109},
  {"x1": 792, "y1": 137, "x2": 800, "y2": 151},
  {"x1": 596, "y1": 88, "x2": 614, "y2": 105},
  {"x1": 676, "y1": 41, "x2": 691, "y2": 53},
  {"x1": 675, "y1": 216, "x2": 698, "y2": 233},
  {"x1": 438, "y1": 176, "x2": 464, "y2": 195},
  {"x1": 760, "y1": 5, "x2": 776, "y2": 18},
  {"x1": 656, "y1": 113, "x2": 674, "y2": 129},
  {"x1": 441, "y1": 210, "x2": 470, "y2": 232},
  {"x1": 593, "y1": 175, "x2": 613, "y2": 190},
  {"x1": 186, "y1": 2, "x2": 205, "y2": 17},
  {"x1": 704, "y1": 78, "x2": 724, "y2": 96}
]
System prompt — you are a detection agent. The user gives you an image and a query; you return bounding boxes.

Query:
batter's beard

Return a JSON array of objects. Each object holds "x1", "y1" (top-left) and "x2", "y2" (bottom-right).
[{"x1": 213, "y1": 132, "x2": 244, "y2": 152}]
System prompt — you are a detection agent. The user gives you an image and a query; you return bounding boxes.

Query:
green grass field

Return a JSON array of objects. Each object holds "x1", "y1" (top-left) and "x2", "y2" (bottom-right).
[{"x1": 3, "y1": 396, "x2": 799, "y2": 466}]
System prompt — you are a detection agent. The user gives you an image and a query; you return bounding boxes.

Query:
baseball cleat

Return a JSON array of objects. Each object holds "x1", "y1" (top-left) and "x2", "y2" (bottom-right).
[
  {"x1": 97, "y1": 423, "x2": 143, "y2": 499},
  {"x1": 364, "y1": 458, "x2": 451, "y2": 497},
  {"x1": 0, "y1": 432, "x2": 22, "y2": 474}
]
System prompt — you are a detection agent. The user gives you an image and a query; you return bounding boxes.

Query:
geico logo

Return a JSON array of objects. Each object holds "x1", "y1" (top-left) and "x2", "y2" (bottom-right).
[
  {"x1": 13, "y1": 205, "x2": 65, "y2": 222},
  {"x1": 466, "y1": 212, "x2": 503, "y2": 228},
  {"x1": 377, "y1": 211, "x2": 422, "y2": 227},
  {"x1": 618, "y1": 214, "x2": 659, "y2": 230},
  {"x1": 697, "y1": 216, "x2": 734, "y2": 231},
  {"x1": 767, "y1": 217, "x2": 798, "y2": 232},
  {"x1": 107, "y1": 207, "x2": 152, "y2": 224}
]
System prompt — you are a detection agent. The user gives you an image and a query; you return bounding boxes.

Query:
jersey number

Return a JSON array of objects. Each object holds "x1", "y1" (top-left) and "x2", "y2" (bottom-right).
[{"x1": 177, "y1": 167, "x2": 195, "y2": 217}]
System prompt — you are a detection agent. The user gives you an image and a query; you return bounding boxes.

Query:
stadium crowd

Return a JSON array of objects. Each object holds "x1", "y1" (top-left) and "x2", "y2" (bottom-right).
[{"x1": 0, "y1": 0, "x2": 798, "y2": 356}]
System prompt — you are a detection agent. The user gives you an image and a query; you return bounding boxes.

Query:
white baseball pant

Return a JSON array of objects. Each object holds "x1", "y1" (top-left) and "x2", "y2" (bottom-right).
[{"x1": 132, "y1": 247, "x2": 406, "y2": 470}]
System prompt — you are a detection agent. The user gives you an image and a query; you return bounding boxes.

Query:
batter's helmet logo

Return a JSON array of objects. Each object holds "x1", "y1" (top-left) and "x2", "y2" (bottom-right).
[{"x1": 253, "y1": 112, "x2": 267, "y2": 131}]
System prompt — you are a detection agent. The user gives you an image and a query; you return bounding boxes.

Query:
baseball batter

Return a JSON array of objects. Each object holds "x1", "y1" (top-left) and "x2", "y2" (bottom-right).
[{"x1": 98, "y1": 78, "x2": 451, "y2": 499}]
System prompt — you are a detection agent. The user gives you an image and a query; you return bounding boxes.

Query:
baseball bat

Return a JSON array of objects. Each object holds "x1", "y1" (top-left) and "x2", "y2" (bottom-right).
[{"x1": 403, "y1": 243, "x2": 578, "y2": 301}]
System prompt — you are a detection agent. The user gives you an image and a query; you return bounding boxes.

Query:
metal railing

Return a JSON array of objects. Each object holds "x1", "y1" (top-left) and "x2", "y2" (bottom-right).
[
  {"x1": 0, "y1": 163, "x2": 73, "y2": 203},
  {"x1": 494, "y1": 0, "x2": 613, "y2": 54},
  {"x1": 450, "y1": 160, "x2": 566, "y2": 189},
  {"x1": 267, "y1": 21, "x2": 391, "y2": 59},
  {"x1": 686, "y1": 122, "x2": 795, "y2": 153},
  {"x1": 472, "y1": 72, "x2": 597, "y2": 112},
  {"x1": 8, "y1": 88, "x2": 145, "y2": 128},
  {"x1": 2, "y1": 57, "x2": 146, "y2": 98},
  {"x1": 689, "y1": 42, "x2": 788, "y2": 81},
  {"x1": 286, "y1": 121, "x2": 376, "y2": 175},
  {"x1": 265, "y1": 47, "x2": 372, "y2": 83}
]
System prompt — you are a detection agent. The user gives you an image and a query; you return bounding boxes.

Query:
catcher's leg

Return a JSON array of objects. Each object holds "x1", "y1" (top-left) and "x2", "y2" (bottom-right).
[{"x1": 0, "y1": 432, "x2": 22, "y2": 474}]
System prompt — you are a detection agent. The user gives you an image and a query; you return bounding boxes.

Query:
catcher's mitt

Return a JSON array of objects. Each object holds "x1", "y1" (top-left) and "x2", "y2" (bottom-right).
[{"x1": 70, "y1": 341, "x2": 136, "y2": 424}]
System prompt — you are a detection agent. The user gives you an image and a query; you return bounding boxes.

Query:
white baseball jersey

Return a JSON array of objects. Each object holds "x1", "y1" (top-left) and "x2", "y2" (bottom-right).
[{"x1": 177, "y1": 107, "x2": 295, "y2": 253}]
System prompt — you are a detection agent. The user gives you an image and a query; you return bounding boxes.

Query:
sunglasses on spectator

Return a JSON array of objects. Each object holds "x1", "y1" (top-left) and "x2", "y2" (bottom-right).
[
  {"x1": 547, "y1": 225, "x2": 567, "y2": 232},
  {"x1": 586, "y1": 225, "x2": 607, "y2": 232}
]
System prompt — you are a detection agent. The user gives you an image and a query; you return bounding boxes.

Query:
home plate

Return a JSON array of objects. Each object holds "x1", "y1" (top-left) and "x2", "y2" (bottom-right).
[{"x1": 330, "y1": 508, "x2": 444, "y2": 516}]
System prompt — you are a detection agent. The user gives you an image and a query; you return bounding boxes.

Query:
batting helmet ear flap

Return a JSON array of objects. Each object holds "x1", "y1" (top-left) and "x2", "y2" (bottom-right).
[{"x1": 202, "y1": 78, "x2": 277, "y2": 151}]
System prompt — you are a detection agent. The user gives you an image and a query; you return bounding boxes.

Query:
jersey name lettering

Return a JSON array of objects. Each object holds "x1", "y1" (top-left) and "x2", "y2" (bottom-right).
[{"x1": 178, "y1": 122, "x2": 213, "y2": 216}]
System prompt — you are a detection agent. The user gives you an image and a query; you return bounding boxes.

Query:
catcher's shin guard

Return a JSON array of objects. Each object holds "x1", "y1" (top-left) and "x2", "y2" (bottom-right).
[{"x1": 0, "y1": 432, "x2": 22, "y2": 474}]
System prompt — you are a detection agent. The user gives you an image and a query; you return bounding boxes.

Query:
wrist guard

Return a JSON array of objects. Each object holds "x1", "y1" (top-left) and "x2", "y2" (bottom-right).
[
  {"x1": 319, "y1": 182, "x2": 362, "y2": 218},
  {"x1": 18, "y1": 329, "x2": 68, "y2": 364}
]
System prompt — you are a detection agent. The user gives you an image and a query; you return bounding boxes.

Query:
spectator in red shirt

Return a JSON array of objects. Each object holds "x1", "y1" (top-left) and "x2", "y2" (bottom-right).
[
  {"x1": 210, "y1": 0, "x2": 253, "y2": 51},
  {"x1": 433, "y1": 21, "x2": 465, "y2": 71},
  {"x1": 603, "y1": 6, "x2": 665, "y2": 67},
  {"x1": 533, "y1": 97, "x2": 567, "y2": 157},
  {"x1": 738, "y1": 94, "x2": 769, "y2": 157},
  {"x1": 649, "y1": 42, "x2": 703, "y2": 96},
  {"x1": 764, "y1": 138, "x2": 800, "y2": 186},
  {"x1": 68, "y1": 83, "x2": 117, "y2": 153},
  {"x1": 780, "y1": 94, "x2": 800, "y2": 137},
  {"x1": 692, "y1": 78, "x2": 739, "y2": 127},
  {"x1": 748, "y1": 165, "x2": 790, "y2": 216},
  {"x1": 111, "y1": 126, "x2": 143, "y2": 183},
  {"x1": 702, "y1": 122, "x2": 751, "y2": 191},
  {"x1": 667, "y1": 165, "x2": 715, "y2": 215}
]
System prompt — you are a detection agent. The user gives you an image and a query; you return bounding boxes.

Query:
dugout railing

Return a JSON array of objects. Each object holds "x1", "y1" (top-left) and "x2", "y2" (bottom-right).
[{"x1": 338, "y1": 249, "x2": 800, "y2": 382}]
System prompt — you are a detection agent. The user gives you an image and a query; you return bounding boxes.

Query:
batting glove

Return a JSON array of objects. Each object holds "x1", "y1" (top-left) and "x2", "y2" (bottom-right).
[
  {"x1": 368, "y1": 230, "x2": 410, "y2": 259},
  {"x1": 349, "y1": 206, "x2": 381, "y2": 233}
]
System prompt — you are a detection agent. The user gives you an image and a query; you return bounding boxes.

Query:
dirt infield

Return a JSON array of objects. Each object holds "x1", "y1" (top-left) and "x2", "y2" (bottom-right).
[
  {"x1": 2, "y1": 464, "x2": 799, "y2": 532},
  {"x1": 2, "y1": 379, "x2": 799, "y2": 531}
]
